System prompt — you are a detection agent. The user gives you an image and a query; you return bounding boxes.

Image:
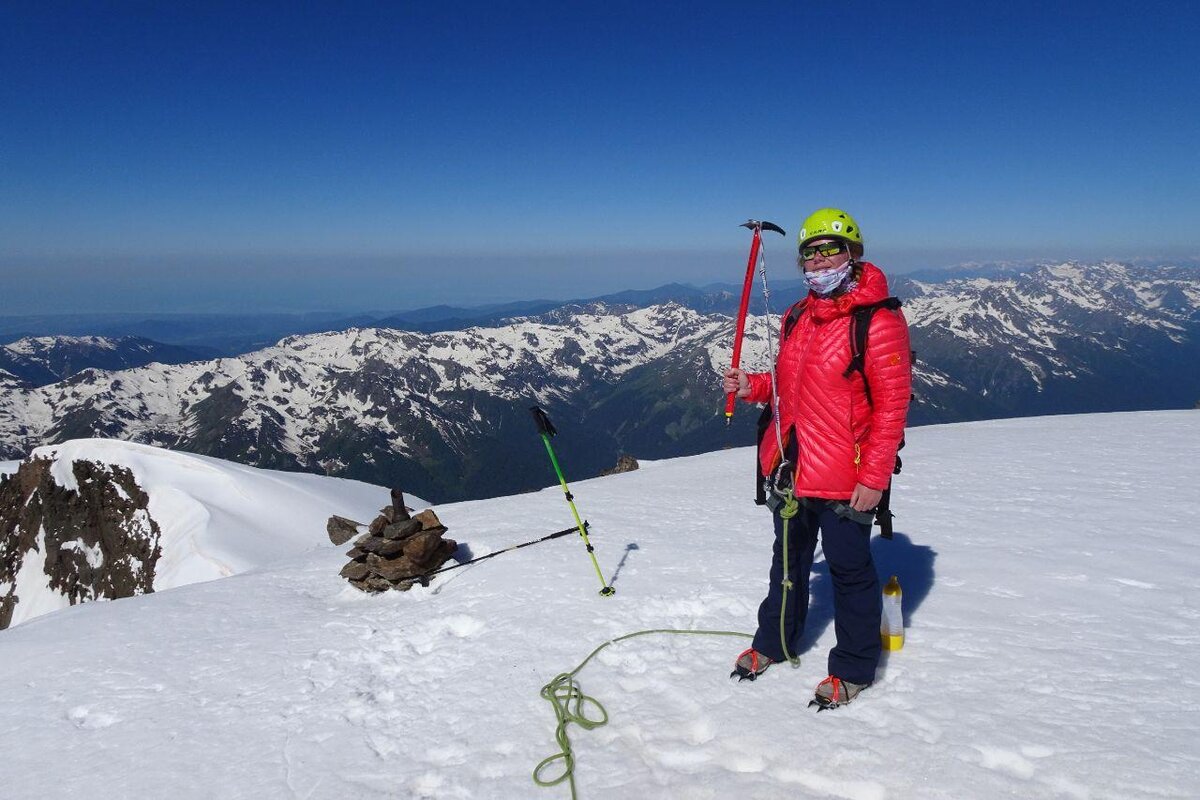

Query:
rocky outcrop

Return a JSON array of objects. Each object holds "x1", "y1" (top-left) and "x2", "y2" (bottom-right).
[
  {"x1": 600, "y1": 454, "x2": 639, "y2": 475},
  {"x1": 0, "y1": 457, "x2": 162, "y2": 630},
  {"x1": 335, "y1": 491, "x2": 457, "y2": 592}
]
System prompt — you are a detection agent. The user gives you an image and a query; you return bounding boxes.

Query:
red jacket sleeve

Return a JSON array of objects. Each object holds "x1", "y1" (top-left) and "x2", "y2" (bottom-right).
[
  {"x1": 742, "y1": 301, "x2": 802, "y2": 406},
  {"x1": 856, "y1": 308, "x2": 913, "y2": 490},
  {"x1": 744, "y1": 370, "x2": 774, "y2": 404}
]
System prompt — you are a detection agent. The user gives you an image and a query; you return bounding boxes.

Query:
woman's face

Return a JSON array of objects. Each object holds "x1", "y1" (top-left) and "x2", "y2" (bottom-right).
[{"x1": 800, "y1": 237, "x2": 853, "y2": 273}]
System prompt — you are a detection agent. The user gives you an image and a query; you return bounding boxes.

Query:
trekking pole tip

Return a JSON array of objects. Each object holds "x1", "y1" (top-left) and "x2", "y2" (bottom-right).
[{"x1": 599, "y1": 586, "x2": 616, "y2": 597}]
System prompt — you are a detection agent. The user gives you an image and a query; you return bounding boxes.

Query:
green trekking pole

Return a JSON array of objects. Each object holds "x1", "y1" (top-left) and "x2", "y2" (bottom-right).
[{"x1": 530, "y1": 406, "x2": 615, "y2": 597}]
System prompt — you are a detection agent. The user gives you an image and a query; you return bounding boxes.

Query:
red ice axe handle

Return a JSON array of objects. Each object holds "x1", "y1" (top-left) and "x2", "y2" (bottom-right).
[{"x1": 725, "y1": 226, "x2": 763, "y2": 422}]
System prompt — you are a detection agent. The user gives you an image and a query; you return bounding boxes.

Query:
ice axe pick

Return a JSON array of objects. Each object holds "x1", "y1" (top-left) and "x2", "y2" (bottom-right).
[{"x1": 725, "y1": 219, "x2": 786, "y2": 424}]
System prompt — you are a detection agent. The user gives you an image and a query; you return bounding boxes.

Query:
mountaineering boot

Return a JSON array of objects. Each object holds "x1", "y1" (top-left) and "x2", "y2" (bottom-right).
[
  {"x1": 730, "y1": 648, "x2": 776, "y2": 682},
  {"x1": 808, "y1": 676, "x2": 871, "y2": 710}
]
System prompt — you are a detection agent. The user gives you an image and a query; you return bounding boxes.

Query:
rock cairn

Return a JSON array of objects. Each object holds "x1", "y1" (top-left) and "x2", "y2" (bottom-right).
[{"x1": 329, "y1": 489, "x2": 458, "y2": 593}]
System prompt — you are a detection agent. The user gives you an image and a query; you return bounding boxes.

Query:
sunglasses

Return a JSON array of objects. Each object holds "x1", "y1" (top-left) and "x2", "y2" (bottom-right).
[{"x1": 800, "y1": 241, "x2": 848, "y2": 261}]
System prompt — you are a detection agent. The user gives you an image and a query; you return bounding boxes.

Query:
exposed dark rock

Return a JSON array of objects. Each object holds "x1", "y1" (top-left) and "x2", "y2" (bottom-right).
[
  {"x1": 0, "y1": 456, "x2": 162, "y2": 630},
  {"x1": 380, "y1": 519, "x2": 422, "y2": 540},
  {"x1": 339, "y1": 561, "x2": 370, "y2": 580},
  {"x1": 327, "y1": 515, "x2": 360, "y2": 545},
  {"x1": 377, "y1": 538, "x2": 407, "y2": 558},
  {"x1": 434, "y1": 539, "x2": 457, "y2": 563},
  {"x1": 372, "y1": 556, "x2": 422, "y2": 582},
  {"x1": 390, "y1": 488, "x2": 411, "y2": 521},
  {"x1": 350, "y1": 574, "x2": 394, "y2": 593},
  {"x1": 600, "y1": 454, "x2": 640, "y2": 476},
  {"x1": 411, "y1": 509, "x2": 443, "y2": 531},
  {"x1": 403, "y1": 531, "x2": 444, "y2": 567},
  {"x1": 360, "y1": 534, "x2": 397, "y2": 553}
]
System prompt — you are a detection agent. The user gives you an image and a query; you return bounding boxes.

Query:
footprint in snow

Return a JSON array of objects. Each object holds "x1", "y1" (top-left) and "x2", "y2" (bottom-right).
[
  {"x1": 685, "y1": 717, "x2": 717, "y2": 746},
  {"x1": 67, "y1": 706, "x2": 120, "y2": 730},
  {"x1": 1020, "y1": 744, "x2": 1055, "y2": 758},
  {"x1": 770, "y1": 768, "x2": 887, "y2": 800},
  {"x1": 433, "y1": 614, "x2": 486, "y2": 638},
  {"x1": 1113, "y1": 578, "x2": 1156, "y2": 589},
  {"x1": 972, "y1": 744, "x2": 1036, "y2": 779}
]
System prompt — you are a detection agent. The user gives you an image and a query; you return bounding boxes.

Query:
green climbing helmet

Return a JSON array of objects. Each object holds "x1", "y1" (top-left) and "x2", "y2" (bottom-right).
[{"x1": 797, "y1": 208, "x2": 863, "y2": 249}]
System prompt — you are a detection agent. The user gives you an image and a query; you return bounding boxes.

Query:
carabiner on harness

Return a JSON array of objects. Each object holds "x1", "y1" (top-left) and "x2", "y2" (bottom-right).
[{"x1": 763, "y1": 459, "x2": 795, "y2": 515}]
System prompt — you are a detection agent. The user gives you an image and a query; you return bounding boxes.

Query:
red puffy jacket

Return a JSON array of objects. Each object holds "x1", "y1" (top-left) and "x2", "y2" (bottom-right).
[{"x1": 744, "y1": 262, "x2": 912, "y2": 498}]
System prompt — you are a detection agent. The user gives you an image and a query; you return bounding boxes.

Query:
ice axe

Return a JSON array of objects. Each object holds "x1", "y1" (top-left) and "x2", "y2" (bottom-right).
[{"x1": 725, "y1": 219, "x2": 786, "y2": 424}]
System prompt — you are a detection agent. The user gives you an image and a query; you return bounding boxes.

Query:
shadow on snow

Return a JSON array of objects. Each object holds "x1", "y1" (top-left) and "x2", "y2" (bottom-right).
[{"x1": 799, "y1": 531, "x2": 937, "y2": 656}]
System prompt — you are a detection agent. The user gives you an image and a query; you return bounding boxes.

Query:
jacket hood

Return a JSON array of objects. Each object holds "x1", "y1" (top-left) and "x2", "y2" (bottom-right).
[{"x1": 808, "y1": 261, "x2": 890, "y2": 323}]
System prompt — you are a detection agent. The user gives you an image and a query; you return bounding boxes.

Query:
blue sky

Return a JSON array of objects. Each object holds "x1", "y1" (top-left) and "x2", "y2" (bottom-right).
[{"x1": 1, "y1": 1, "x2": 1197, "y2": 313}]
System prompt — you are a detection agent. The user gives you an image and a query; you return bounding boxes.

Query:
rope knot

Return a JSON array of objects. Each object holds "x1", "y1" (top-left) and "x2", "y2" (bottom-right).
[{"x1": 780, "y1": 495, "x2": 799, "y2": 519}]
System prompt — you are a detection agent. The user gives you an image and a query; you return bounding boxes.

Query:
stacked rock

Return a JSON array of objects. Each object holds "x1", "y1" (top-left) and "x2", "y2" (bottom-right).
[{"x1": 329, "y1": 490, "x2": 458, "y2": 593}]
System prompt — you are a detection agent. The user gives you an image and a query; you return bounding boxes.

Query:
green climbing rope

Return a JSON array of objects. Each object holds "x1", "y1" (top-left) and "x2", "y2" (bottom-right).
[
  {"x1": 777, "y1": 490, "x2": 802, "y2": 666},
  {"x1": 533, "y1": 628, "x2": 753, "y2": 798}
]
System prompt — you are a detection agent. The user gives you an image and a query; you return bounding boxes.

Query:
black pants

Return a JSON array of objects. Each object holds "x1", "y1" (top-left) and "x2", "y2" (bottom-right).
[{"x1": 750, "y1": 500, "x2": 882, "y2": 685}]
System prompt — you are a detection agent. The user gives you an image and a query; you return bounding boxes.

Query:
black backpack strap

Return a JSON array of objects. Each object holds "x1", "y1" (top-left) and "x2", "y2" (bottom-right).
[
  {"x1": 782, "y1": 300, "x2": 807, "y2": 341},
  {"x1": 754, "y1": 405, "x2": 772, "y2": 505},
  {"x1": 874, "y1": 487, "x2": 895, "y2": 539},
  {"x1": 841, "y1": 296, "x2": 902, "y2": 407},
  {"x1": 840, "y1": 297, "x2": 905, "y2": 539}
]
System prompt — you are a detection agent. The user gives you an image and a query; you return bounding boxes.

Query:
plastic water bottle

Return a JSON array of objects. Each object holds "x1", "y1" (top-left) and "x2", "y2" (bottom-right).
[{"x1": 881, "y1": 575, "x2": 904, "y2": 651}]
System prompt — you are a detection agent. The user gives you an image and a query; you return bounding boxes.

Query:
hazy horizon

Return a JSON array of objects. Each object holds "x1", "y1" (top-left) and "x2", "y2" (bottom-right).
[{"x1": 1, "y1": 251, "x2": 1197, "y2": 318}]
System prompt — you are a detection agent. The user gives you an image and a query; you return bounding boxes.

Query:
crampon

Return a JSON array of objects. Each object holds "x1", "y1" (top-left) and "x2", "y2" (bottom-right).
[
  {"x1": 808, "y1": 676, "x2": 870, "y2": 711},
  {"x1": 729, "y1": 648, "x2": 776, "y2": 682}
]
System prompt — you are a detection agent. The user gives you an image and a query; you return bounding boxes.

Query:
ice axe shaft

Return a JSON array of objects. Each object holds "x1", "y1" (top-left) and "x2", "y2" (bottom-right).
[{"x1": 725, "y1": 220, "x2": 786, "y2": 424}]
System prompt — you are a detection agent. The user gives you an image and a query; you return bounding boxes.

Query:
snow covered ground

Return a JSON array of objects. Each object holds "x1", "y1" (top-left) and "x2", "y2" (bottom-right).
[{"x1": 1, "y1": 411, "x2": 1198, "y2": 799}]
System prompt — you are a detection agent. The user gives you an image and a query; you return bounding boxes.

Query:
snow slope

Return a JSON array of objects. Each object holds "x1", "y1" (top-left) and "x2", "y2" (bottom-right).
[
  {"x1": 1, "y1": 412, "x2": 1198, "y2": 799},
  {"x1": 4, "y1": 439, "x2": 411, "y2": 627}
]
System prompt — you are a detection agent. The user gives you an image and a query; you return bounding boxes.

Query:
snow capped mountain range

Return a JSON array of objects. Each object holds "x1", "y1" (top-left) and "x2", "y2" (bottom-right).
[
  {"x1": 0, "y1": 334, "x2": 207, "y2": 387},
  {"x1": 0, "y1": 303, "x2": 773, "y2": 499},
  {"x1": 0, "y1": 262, "x2": 1196, "y2": 502},
  {"x1": 892, "y1": 261, "x2": 1200, "y2": 419}
]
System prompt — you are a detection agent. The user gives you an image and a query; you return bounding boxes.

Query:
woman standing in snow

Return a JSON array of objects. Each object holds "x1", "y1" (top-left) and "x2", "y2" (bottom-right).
[{"x1": 723, "y1": 207, "x2": 912, "y2": 709}]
